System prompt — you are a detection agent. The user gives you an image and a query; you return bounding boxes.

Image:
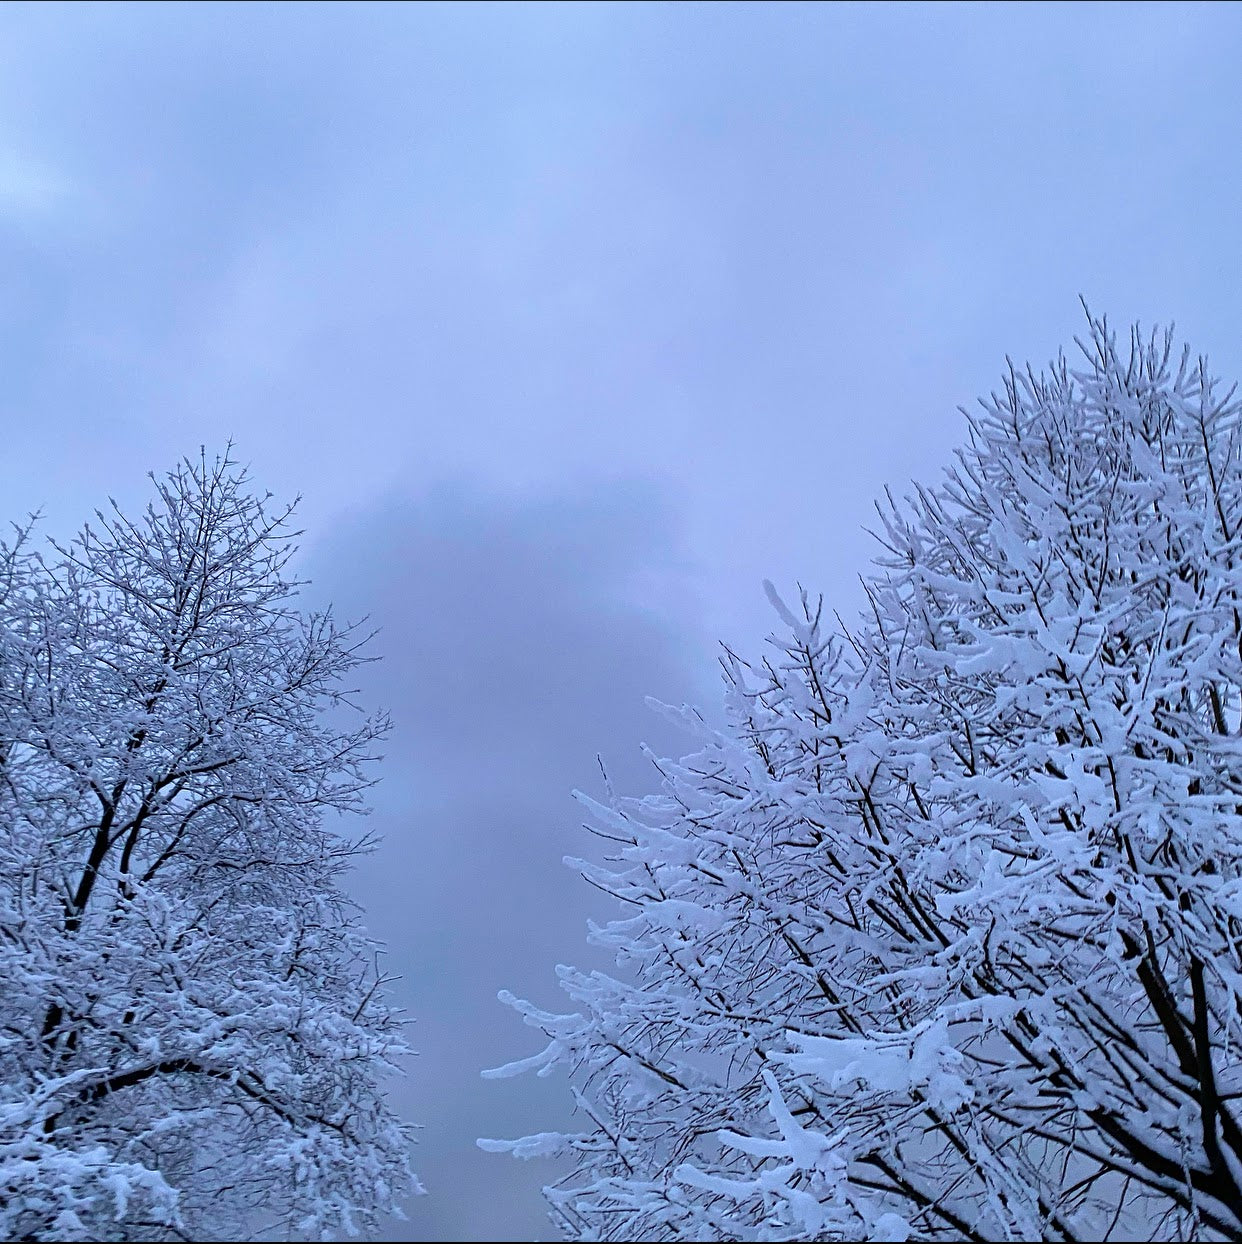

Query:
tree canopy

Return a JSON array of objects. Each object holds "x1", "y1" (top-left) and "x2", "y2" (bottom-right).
[
  {"x1": 484, "y1": 317, "x2": 1242, "y2": 1241},
  {"x1": 0, "y1": 453, "x2": 414, "y2": 1241}
]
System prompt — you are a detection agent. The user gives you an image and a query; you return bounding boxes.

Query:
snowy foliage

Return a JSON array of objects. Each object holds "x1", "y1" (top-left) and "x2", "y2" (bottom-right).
[
  {"x1": 484, "y1": 316, "x2": 1242, "y2": 1240},
  {"x1": 0, "y1": 453, "x2": 415, "y2": 1240}
]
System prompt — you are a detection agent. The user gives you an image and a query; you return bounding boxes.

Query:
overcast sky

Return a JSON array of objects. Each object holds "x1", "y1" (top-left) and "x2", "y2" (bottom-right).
[{"x1": 5, "y1": 2, "x2": 1242, "y2": 1238}]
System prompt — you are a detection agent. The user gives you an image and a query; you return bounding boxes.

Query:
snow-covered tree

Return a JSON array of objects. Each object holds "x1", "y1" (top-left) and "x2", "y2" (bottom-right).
[
  {"x1": 483, "y1": 316, "x2": 1242, "y2": 1241},
  {"x1": 0, "y1": 452, "x2": 414, "y2": 1241}
]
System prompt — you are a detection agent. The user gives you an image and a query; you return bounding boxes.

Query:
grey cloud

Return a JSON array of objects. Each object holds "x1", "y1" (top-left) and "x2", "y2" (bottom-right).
[{"x1": 300, "y1": 478, "x2": 720, "y2": 1241}]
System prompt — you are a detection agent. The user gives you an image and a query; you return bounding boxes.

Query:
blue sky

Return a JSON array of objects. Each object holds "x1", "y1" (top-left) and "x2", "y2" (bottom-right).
[{"x1": 4, "y1": 2, "x2": 1242, "y2": 1237}]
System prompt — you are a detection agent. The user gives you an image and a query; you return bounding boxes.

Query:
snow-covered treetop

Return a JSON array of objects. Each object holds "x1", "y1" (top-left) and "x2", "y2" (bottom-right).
[
  {"x1": 484, "y1": 315, "x2": 1242, "y2": 1242},
  {"x1": 0, "y1": 450, "x2": 415, "y2": 1242}
]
